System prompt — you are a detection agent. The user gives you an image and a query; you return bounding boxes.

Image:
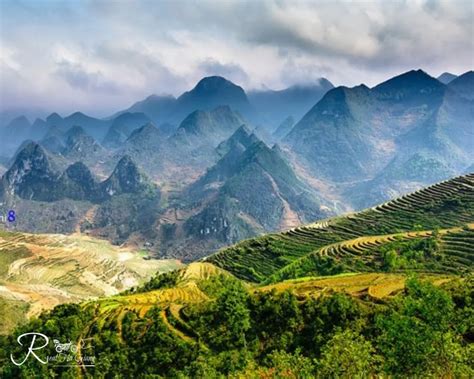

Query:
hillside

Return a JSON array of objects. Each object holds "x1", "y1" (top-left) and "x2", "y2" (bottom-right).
[{"x1": 207, "y1": 173, "x2": 474, "y2": 282}]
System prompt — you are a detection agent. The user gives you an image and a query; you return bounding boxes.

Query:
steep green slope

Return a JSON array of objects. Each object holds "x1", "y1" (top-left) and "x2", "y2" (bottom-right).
[
  {"x1": 269, "y1": 225, "x2": 473, "y2": 283},
  {"x1": 207, "y1": 173, "x2": 474, "y2": 282}
]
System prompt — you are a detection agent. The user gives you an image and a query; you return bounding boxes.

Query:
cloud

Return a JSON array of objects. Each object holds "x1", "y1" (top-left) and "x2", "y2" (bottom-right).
[
  {"x1": 54, "y1": 60, "x2": 120, "y2": 93},
  {"x1": 0, "y1": 0, "x2": 472, "y2": 116},
  {"x1": 93, "y1": 43, "x2": 188, "y2": 95}
]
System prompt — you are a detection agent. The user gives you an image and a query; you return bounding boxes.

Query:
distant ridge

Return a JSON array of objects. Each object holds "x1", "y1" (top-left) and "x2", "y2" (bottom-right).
[
  {"x1": 437, "y1": 72, "x2": 457, "y2": 84},
  {"x1": 447, "y1": 70, "x2": 474, "y2": 100}
]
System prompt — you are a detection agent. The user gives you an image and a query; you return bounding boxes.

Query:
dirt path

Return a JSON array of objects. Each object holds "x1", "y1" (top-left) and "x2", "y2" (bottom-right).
[
  {"x1": 75, "y1": 205, "x2": 99, "y2": 235},
  {"x1": 160, "y1": 307, "x2": 195, "y2": 343},
  {"x1": 263, "y1": 172, "x2": 301, "y2": 230}
]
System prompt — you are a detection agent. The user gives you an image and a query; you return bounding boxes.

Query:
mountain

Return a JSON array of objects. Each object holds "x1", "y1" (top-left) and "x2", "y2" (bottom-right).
[
  {"x1": 126, "y1": 122, "x2": 162, "y2": 147},
  {"x1": 0, "y1": 115, "x2": 49, "y2": 154},
  {"x1": 447, "y1": 70, "x2": 474, "y2": 100},
  {"x1": 175, "y1": 76, "x2": 254, "y2": 122},
  {"x1": 272, "y1": 116, "x2": 295, "y2": 141},
  {"x1": 102, "y1": 112, "x2": 151, "y2": 148},
  {"x1": 284, "y1": 69, "x2": 472, "y2": 189},
  {"x1": 0, "y1": 142, "x2": 62, "y2": 201},
  {"x1": 165, "y1": 137, "x2": 333, "y2": 260},
  {"x1": 170, "y1": 105, "x2": 245, "y2": 150},
  {"x1": 0, "y1": 141, "x2": 99, "y2": 202},
  {"x1": 39, "y1": 125, "x2": 66, "y2": 153},
  {"x1": 372, "y1": 69, "x2": 445, "y2": 107},
  {"x1": 45, "y1": 112, "x2": 63, "y2": 126},
  {"x1": 43, "y1": 111, "x2": 111, "y2": 140},
  {"x1": 1, "y1": 142, "x2": 153, "y2": 203},
  {"x1": 284, "y1": 84, "x2": 377, "y2": 181},
  {"x1": 0, "y1": 142, "x2": 161, "y2": 244},
  {"x1": 437, "y1": 72, "x2": 457, "y2": 84},
  {"x1": 90, "y1": 156, "x2": 162, "y2": 244},
  {"x1": 114, "y1": 94, "x2": 177, "y2": 129},
  {"x1": 113, "y1": 122, "x2": 165, "y2": 176},
  {"x1": 30, "y1": 118, "x2": 49, "y2": 140},
  {"x1": 62, "y1": 125, "x2": 105, "y2": 161},
  {"x1": 346, "y1": 151, "x2": 457, "y2": 209},
  {"x1": 101, "y1": 155, "x2": 154, "y2": 197},
  {"x1": 114, "y1": 76, "x2": 254, "y2": 130},
  {"x1": 1, "y1": 116, "x2": 31, "y2": 153},
  {"x1": 215, "y1": 124, "x2": 260, "y2": 157},
  {"x1": 248, "y1": 79, "x2": 334, "y2": 127},
  {"x1": 61, "y1": 161, "x2": 101, "y2": 200}
]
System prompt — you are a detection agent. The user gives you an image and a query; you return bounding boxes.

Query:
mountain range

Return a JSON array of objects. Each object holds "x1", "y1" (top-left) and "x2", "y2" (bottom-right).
[
  {"x1": 284, "y1": 69, "x2": 473, "y2": 207},
  {"x1": 0, "y1": 68, "x2": 473, "y2": 377},
  {"x1": 0, "y1": 69, "x2": 472, "y2": 260}
]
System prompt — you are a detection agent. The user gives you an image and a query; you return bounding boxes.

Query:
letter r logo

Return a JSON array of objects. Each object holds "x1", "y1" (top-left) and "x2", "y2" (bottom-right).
[{"x1": 10, "y1": 332, "x2": 49, "y2": 366}]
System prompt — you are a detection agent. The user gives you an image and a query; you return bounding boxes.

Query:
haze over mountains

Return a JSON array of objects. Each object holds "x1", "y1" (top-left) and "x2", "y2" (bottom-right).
[{"x1": 0, "y1": 69, "x2": 472, "y2": 260}]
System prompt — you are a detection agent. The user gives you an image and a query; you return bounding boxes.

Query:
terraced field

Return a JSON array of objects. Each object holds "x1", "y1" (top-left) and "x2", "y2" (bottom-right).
[
  {"x1": 2, "y1": 175, "x2": 472, "y2": 377},
  {"x1": 76, "y1": 263, "x2": 226, "y2": 346},
  {"x1": 0, "y1": 231, "x2": 182, "y2": 334},
  {"x1": 259, "y1": 273, "x2": 454, "y2": 300},
  {"x1": 207, "y1": 173, "x2": 474, "y2": 282},
  {"x1": 75, "y1": 261, "x2": 461, "y2": 352},
  {"x1": 269, "y1": 225, "x2": 474, "y2": 282}
]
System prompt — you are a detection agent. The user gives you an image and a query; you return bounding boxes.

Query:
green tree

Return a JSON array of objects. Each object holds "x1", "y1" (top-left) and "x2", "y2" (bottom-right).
[
  {"x1": 377, "y1": 278, "x2": 472, "y2": 377},
  {"x1": 213, "y1": 280, "x2": 251, "y2": 349},
  {"x1": 316, "y1": 329, "x2": 377, "y2": 378}
]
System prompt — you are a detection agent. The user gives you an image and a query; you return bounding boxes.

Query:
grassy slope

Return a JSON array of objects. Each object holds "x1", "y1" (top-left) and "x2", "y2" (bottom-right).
[{"x1": 206, "y1": 173, "x2": 474, "y2": 282}]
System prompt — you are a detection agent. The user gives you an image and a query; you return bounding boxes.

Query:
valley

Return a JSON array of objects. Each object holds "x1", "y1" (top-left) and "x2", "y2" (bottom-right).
[{"x1": 0, "y1": 230, "x2": 181, "y2": 334}]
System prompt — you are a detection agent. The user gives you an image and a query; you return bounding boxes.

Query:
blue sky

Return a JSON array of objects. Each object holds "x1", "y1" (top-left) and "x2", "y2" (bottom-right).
[{"x1": 1, "y1": 0, "x2": 473, "y2": 116}]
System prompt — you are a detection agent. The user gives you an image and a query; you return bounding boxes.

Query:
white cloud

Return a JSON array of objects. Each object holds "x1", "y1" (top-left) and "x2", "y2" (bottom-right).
[{"x1": 0, "y1": 0, "x2": 472, "y2": 117}]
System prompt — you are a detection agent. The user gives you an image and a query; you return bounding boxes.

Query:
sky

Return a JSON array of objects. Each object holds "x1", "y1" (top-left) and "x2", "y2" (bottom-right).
[{"x1": 1, "y1": 0, "x2": 473, "y2": 117}]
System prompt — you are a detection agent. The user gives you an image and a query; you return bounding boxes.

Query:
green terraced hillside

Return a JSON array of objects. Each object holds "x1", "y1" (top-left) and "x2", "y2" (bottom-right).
[{"x1": 206, "y1": 173, "x2": 474, "y2": 282}]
